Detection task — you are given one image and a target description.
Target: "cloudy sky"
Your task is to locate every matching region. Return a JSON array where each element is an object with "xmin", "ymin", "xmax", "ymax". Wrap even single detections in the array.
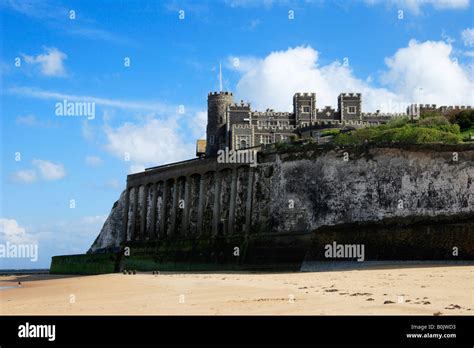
[{"xmin": 1, "ymin": 0, "xmax": 473, "ymax": 268}]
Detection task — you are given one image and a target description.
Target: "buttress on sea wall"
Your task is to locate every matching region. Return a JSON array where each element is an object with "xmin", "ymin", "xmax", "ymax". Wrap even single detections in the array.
[{"xmin": 89, "ymin": 144, "xmax": 474, "ymax": 255}]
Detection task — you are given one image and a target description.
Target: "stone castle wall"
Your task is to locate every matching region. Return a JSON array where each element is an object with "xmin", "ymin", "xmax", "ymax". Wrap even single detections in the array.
[{"xmin": 89, "ymin": 144, "xmax": 474, "ymax": 254}]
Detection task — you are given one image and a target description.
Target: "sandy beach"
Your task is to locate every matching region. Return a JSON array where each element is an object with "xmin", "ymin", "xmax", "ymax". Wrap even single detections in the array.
[{"xmin": 1, "ymin": 265, "xmax": 472, "ymax": 315}]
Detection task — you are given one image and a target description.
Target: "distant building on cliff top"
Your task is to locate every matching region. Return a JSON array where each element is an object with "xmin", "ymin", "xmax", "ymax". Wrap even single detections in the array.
[{"xmin": 197, "ymin": 90, "xmax": 472, "ymax": 157}]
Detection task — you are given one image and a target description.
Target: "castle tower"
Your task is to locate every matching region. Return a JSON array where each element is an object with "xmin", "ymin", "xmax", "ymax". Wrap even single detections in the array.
[
  {"xmin": 338, "ymin": 93, "xmax": 362, "ymax": 121},
  {"xmin": 206, "ymin": 91, "xmax": 234, "ymax": 156},
  {"xmin": 293, "ymin": 93, "xmax": 316, "ymax": 127}
]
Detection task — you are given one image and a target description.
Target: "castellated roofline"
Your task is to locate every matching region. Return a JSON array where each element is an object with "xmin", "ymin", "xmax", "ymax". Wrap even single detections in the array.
[
  {"xmin": 256, "ymin": 125, "xmax": 297, "ymax": 131},
  {"xmin": 408, "ymin": 104, "xmax": 472, "ymax": 110},
  {"xmin": 251, "ymin": 111, "xmax": 292, "ymax": 116},
  {"xmin": 339, "ymin": 92, "xmax": 362, "ymax": 98},
  {"xmin": 362, "ymin": 112, "xmax": 406, "ymax": 117},
  {"xmin": 230, "ymin": 102, "xmax": 251, "ymax": 108},
  {"xmin": 232, "ymin": 124, "xmax": 252, "ymax": 129},
  {"xmin": 438, "ymin": 105, "xmax": 472, "ymax": 109},
  {"xmin": 208, "ymin": 91, "xmax": 233, "ymax": 96},
  {"xmin": 317, "ymin": 106, "xmax": 337, "ymax": 111},
  {"xmin": 294, "ymin": 92, "xmax": 316, "ymax": 97}
]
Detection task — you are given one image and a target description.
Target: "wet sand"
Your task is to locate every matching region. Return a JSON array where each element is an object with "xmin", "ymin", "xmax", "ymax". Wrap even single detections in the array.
[{"xmin": 0, "ymin": 265, "xmax": 472, "ymax": 315}]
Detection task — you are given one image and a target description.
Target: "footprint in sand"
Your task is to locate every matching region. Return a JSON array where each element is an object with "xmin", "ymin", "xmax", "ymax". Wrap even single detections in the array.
[
  {"xmin": 366, "ymin": 298, "xmax": 375, "ymax": 301},
  {"xmin": 325, "ymin": 289, "xmax": 338, "ymax": 292},
  {"xmin": 384, "ymin": 300, "xmax": 395, "ymax": 304},
  {"xmin": 444, "ymin": 304, "xmax": 462, "ymax": 310}
]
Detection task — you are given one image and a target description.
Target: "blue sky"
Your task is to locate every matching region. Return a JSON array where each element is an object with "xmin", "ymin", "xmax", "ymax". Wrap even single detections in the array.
[{"xmin": 1, "ymin": 0, "xmax": 473, "ymax": 268}]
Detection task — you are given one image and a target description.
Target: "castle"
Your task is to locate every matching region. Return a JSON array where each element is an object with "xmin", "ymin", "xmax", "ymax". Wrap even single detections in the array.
[
  {"xmin": 202, "ymin": 91, "xmax": 394, "ymax": 157},
  {"xmin": 51, "ymin": 90, "xmax": 474, "ymax": 274},
  {"xmin": 200, "ymin": 91, "xmax": 472, "ymax": 157}
]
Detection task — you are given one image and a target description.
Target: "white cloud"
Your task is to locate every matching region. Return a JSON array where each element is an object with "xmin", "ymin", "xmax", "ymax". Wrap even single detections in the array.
[
  {"xmin": 365, "ymin": 0, "xmax": 470, "ymax": 14},
  {"xmin": 189, "ymin": 111, "xmax": 207, "ymax": 139},
  {"xmin": 230, "ymin": 41, "xmax": 474, "ymax": 113},
  {"xmin": 11, "ymin": 170, "xmax": 37, "ymax": 184},
  {"xmin": 0, "ymin": 218, "xmax": 36, "ymax": 244},
  {"xmin": 129, "ymin": 164, "xmax": 146, "ymax": 174},
  {"xmin": 230, "ymin": 46, "xmax": 400, "ymax": 112},
  {"xmin": 32, "ymin": 159, "xmax": 66, "ymax": 180},
  {"xmin": 461, "ymin": 28, "xmax": 474, "ymax": 47},
  {"xmin": 8, "ymin": 86, "xmax": 175, "ymax": 113},
  {"xmin": 15, "ymin": 114, "xmax": 54, "ymax": 128},
  {"xmin": 81, "ymin": 215, "xmax": 107, "ymax": 225},
  {"xmin": 1, "ymin": 1, "xmax": 130, "ymax": 45},
  {"xmin": 381, "ymin": 39, "xmax": 474, "ymax": 105},
  {"xmin": 85, "ymin": 156, "xmax": 102, "ymax": 166},
  {"xmin": 224, "ymin": 0, "xmax": 282, "ymax": 8},
  {"xmin": 16, "ymin": 114, "xmax": 39, "ymax": 126},
  {"xmin": 104, "ymin": 116, "xmax": 195, "ymax": 172},
  {"xmin": 11, "ymin": 159, "xmax": 66, "ymax": 184},
  {"xmin": 22, "ymin": 47, "xmax": 67, "ymax": 77}
]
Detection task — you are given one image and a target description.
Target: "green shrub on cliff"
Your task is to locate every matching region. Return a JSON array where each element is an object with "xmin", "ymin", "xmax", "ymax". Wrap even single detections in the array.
[
  {"xmin": 453, "ymin": 110, "xmax": 474, "ymax": 130},
  {"xmin": 320, "ymin": 129, "xmax": 341, "ymax": 137},
  {"xmin": 382, "ymin": 116, "xmax": 411, "ymax": 129},
  {"xmin": 461, "ymin": 127, "xmax": 474, "ymax": 141},
  {"xmin": 334, "ymin": 120, "xmax": 462, "ymax": 146},
  {"xmin": 418, "ymin": 116, "xmax": 461, "ymax": 135}
]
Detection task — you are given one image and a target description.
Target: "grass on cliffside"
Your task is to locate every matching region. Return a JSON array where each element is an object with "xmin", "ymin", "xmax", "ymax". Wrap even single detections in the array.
[{"xmin": 334, "ymin": 114, "xmax": 465, "ymax": 146}]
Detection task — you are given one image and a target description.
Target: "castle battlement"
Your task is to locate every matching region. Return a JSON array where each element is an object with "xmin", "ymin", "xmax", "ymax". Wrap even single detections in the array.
[
  {"xmin": 233, "ymin": 124, "xmax": 252, "ymax": 129},
  {"xmin": 438, "ymin": 105, "xmax": 472, "ymax": 110},
  {"xmin": 295, "ymin": 92, "xmax": 316, "ymax": 97},
  {"xmin": 251, "ymin": 111, "xmax": 292, "ymax": 117},
  {"xmin": 340, "ymin": 93, "xmax": 361, "ymax": 98},
  {"xmin": 255, "ymin": 125, "xmax": 296, "ymax": 131},
  {"xmin": 230, "ymin": 102, "xmax": 251, "ymax": 108},
  {"xmin": 407, "ymin": 103, "xmax": 472, "ymax": 116},
  {"xmin": 317, "ymin": 106, "xmax": 337, "ymax": 112},
  {"xmin": 362, "ymin": 112, "xmax": 406, "ymax": 117},
  {"xmin": 208, "ymin": 91, "xmax": 233, "ymax": 96}
]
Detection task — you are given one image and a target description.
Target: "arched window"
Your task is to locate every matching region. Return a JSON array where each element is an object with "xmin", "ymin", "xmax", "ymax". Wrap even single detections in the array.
[{"xmin": 240, "ymin": 139, "xmax": 247, "ymax": 149}]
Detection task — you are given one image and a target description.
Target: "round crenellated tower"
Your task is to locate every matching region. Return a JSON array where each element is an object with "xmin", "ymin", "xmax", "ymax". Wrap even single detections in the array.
[{"xmin": 206, "ymin": 91, "xmax": 234, "ymax": 156}]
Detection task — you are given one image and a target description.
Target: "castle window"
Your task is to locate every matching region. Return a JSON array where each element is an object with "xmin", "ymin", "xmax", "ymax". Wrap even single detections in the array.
[
  {"xmin": 303, "ymin": 106, "xmax": 310, "ymax": 113},
  {"xmin": 209, "ymin": 134, "xmax": 215, "ymax": 145},
  {"xmin": 260, "ymin": 134, "xmax": 272, "ymax": 145},
  {"xmin": 348, "ymin": 106, "xmax": 356, "ymax": 114},
  {"xmin": 240, "ymin": 139, "xmax": 247, "ymax": 149}
]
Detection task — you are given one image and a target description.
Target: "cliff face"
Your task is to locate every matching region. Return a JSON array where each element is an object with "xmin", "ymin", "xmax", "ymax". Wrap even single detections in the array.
[
  {"xmin": 251, "ymin": 146, "xmax": 473, "ymax": 234},
  {"xmin": 89, "ymin": 145, "xmax": 474, "ymax": 253},
  {"xmin": 88, "ymin": 190, "xmax": 126, "ymax": 253}
]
